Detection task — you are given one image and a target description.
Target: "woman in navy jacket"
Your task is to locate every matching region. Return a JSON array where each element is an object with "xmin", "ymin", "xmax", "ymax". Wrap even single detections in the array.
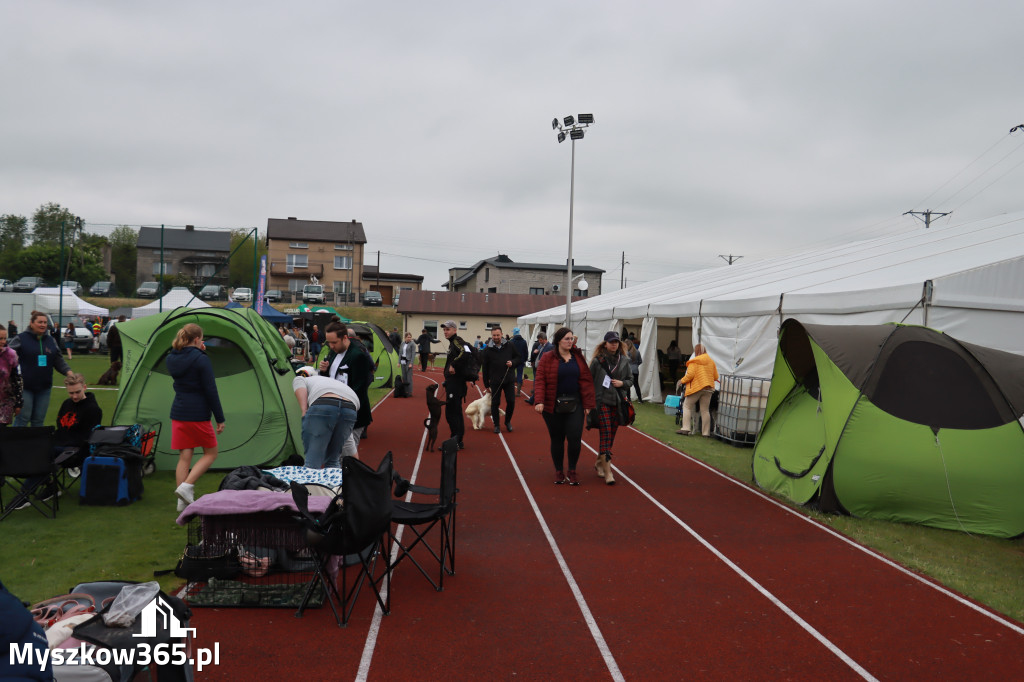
[
  {"xmin": 166, "ymin": 323, "xmax": 225, "ymax": 512},
  {"xmin": 9, "ymin": 311, "xmax": 74, "ymax": 427}
]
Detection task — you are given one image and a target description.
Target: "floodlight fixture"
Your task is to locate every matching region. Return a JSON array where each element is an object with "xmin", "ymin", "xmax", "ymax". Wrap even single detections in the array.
[
  {"xmin": 557, "ymin": 131, "xmax": 566, "ymax": 143},
  {"xmin": 563, "ymin": 115, "xmax": 575, "ymax": 127},
  {"xmin": 552, "ymin": 117, "xmax": 560, "ymax": 130},
  {"xmin": 570, "ymin": 128, "xmax": 584, "ymax": 140},
  {"xmin": 577, "ymin": 113, "xmax": 594, "ymax": 124}
]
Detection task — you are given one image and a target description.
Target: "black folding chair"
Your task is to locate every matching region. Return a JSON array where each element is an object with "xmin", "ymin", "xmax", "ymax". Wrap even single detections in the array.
[
  {"xmin": 390, "ymin": 437, "xmax": 459, "ymax": 591},
  {"xmin": 292, "ymin": 452, "xmax": 394, "ymax": 627},
  {"xmin": 0, "ymin": 427, "xmax": 58, "ymax": 521}
]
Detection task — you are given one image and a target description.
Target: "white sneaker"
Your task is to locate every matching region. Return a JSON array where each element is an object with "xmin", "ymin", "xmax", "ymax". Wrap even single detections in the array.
[
  {"xmin": 174, "ymin": 482, "xmax": 195, "ymax": 505},
  {"xmin": 177, "ymin": 497, "xmax": 187, "ymax": 513}
]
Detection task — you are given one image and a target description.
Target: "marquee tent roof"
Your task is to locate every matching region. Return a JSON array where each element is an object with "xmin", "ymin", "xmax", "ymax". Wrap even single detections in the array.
[
  {"xmin": 132, "ymin": 289, "xmax": 211, "ymax": 318},
  {"xmin": 34, "ymin": 287, "xmax": 109, "ymax": 318}
]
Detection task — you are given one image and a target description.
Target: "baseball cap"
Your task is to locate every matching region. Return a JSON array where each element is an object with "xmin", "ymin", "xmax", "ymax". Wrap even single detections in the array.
[
  {"xmin": 512, "ymin": 327, "xmax": 520, "ymax": 335},
  {"xmin": 441, "ymin": 320, "xmax": 457, "ymax": 329},
  {"xmin": 604, "ymin": 331, "xmax": 620, "ymax": 343}
]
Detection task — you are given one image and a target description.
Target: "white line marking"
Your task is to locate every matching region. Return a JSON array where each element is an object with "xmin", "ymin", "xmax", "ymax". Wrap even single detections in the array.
[{"xmin": 626, "ymin": 428, "xmax": 1024, "ymax": 637}]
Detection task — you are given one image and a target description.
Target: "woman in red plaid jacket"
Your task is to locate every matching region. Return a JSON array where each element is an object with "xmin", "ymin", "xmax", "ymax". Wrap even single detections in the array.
[{"xmin": 588, "ymin": 330, "xmax": 632, "ymax": 485}]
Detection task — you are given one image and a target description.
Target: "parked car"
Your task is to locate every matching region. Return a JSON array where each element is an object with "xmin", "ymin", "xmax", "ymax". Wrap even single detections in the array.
[
  {"xmin": 301, "ymin": 284, "xmax": 325, "ymax": 304},
  {"xmin": 198, "ymin": 284, "xmax": 226, "ymax": 301},
  {"xmin": 362, "ymin": 291, "xmax": 383, "ymax": 307},
  {"xmin": 13, "ymin": 276, "xmax": 47, "ymax": 293},
  {"xmin": 264, "ymin": 289, "xmax": 283, "ymax": 303},
  {"xmin": 136, "ymin": 281, "xmax": 159, "ymax": 298},
  {"xmin": 61, "ymin": 280, "xmax": 83, "ymax": 295},
  {"xmin": 0, "ymin": 279, "xmax": 12, "ymax": 292},
  {"xmin": 90, "ymin": 281, "xmax": 114, "ymax": 296},
  {"xmin": 232, "ymin": 287, "xmax": 253, "ymax": 302}
]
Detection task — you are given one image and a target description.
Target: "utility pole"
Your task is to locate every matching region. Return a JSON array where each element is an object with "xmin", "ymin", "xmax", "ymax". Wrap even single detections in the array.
[
  {"xmin": 719, "ymin": 254, "xmax": 742, "ymax": 265},
  {"xmin": 904, "ymin": 209, "xmax": 950, "ymax": 229},
  {"xmin": 620, "ymin": 251, "xmax": 629, "ymax": 288}
]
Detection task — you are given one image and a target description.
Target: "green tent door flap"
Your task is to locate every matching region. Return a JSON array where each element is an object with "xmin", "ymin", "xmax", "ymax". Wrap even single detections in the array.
[
  {"xmin": 753, "ymin": 319, "xmax": 1024, "ymax": 538},
  {"xmin": 112, "ymin": 307, "xmax": 303, "ymax": 471}
]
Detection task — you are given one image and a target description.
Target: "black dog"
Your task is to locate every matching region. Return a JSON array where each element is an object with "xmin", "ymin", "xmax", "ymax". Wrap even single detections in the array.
[{"xmin": 424, "ymin": 384, "xmax": 444, "ymax": 451}]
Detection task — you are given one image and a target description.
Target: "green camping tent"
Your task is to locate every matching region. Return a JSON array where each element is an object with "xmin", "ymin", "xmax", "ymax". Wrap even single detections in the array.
[
  {"xmin": 753, "ymin": 319, "xmax": 1024, "ymax": 538},
  {"xmin": 112, "ymin": 306, "xmax": 304, "ymax": 470},
  {"xmin": 313, "ymin": 320, "xmax": 400, "ymax": 389}
]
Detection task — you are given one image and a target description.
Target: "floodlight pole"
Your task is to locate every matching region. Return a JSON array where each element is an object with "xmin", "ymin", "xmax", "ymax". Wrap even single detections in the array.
[{"xmin": 552, "ymin": 113, "xmax": 595, "ymax": 328}]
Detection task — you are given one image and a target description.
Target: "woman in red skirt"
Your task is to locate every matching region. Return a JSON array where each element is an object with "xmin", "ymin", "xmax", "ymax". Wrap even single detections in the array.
[{"xmin": 166, "ymin": 323, "xmax": 225, "ymax": 512}]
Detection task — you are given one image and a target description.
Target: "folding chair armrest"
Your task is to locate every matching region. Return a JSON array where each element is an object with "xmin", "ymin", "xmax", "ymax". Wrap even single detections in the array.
[
  {"xmin": 405, "ymin": 483, "xmax": 440, "ymax": 496},
  {"xmin": 54, "ymin": 447, "xmax": 80, "ymax": 467}
]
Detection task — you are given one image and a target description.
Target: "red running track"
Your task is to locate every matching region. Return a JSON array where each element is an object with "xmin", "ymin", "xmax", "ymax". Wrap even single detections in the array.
[{"xmin": 190, "ymin": 368, "xmax": 1024, "ymax": 680}]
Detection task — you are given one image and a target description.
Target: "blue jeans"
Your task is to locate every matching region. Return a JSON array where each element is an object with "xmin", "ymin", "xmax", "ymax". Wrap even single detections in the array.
[
  {"xmin": 14, "ymin": 388, "xmax": 51, "ymax": 428},
  {"xmin": 301, "ymin": 401, "xmax": 357, "ymax": 469}
]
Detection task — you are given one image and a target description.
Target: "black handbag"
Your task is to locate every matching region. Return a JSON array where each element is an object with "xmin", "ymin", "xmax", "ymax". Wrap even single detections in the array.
[
  {"xmin": 617, "ymin": 390, "xmax": 636, "ymax": 426},
  {"xmin": 554, "ymin": 395, "xmax": 579, "ymax": 414}
]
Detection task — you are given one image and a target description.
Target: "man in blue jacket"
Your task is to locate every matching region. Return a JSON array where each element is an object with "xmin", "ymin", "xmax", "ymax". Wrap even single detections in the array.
[{"xmin": 9, "ymin": 311, "xmax": 75, "ymax": 427}]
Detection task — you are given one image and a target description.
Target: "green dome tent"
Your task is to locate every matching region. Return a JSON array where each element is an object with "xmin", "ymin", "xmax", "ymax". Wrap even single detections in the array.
[
  {"xmin": 112, "ymin": 306, "xmax": 304, "ymax": 470},
  {"xmin": 313, "ymin": 320, "xmax": 400, "ymax": 389},
  {"xmin": 753, "ymin": 319, "xmax": 1024, "ymax": 538}
]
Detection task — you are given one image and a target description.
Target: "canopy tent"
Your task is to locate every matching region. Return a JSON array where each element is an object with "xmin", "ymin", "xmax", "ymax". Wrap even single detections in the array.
[
  {"xmin": 752, "ymin": 320, "xmax": 1024, "ymax": 538},
  {"xmin": 132, "ymin": 289, "xmax": 210, "ymax": 318},
  {"xmin": 33, "ymin": 287, "xmax": 109, "ymax": 318},
  {"xmin": 518, "ymin": 212, "xmax": 1024, "ymax": 403},
  {"xmin": 112, "ymin": 306, "xmax": 303, "ymax": 470},
  {"xmin": 225, "ymin": 301, "xmax": 293, "ymax": 325}
]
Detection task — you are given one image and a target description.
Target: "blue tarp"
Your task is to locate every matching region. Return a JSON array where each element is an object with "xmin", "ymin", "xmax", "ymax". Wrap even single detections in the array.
[{"xmin": 225, "ymin": 301, "xmax": 293, "ymax": 325}]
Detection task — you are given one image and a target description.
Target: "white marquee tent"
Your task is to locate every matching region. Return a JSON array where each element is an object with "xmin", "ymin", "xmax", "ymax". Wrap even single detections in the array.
[
  {"xmin": 34, "ymin": 287, "xmax": 109, "ymax": 318},
  {"xmin": 132, "ymin": 289, "xmax": 211, "ymax": 318},
  {"xmin": 519, "ymin": 212, "xmax": 1024, "ymax": 403}
]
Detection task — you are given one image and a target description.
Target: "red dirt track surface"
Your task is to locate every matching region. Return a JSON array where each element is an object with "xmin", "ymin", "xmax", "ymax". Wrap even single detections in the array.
[{"xmin": 190, "ymin": 369, "xmax": 1024, "ymax": 680}]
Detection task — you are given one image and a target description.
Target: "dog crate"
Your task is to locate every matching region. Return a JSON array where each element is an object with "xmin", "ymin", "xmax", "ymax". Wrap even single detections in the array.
[
  {"xmin": 714, "ymin": 375, "xmax": 771, "ymax": 446},
  {"xmin": 180, "ymin": 511, "xmax": 323, "ymax": 608}
]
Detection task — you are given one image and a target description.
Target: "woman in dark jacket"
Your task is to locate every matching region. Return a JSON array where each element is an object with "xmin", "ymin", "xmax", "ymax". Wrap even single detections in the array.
[
  {"xmin": 166, "ymin": 323, "xmax": 225, "ymax": 513},
  {"xmin": 533, "ymin": 327, "xmax": 596, "ymax": 486},
  {"xmin": 588, "ymin": 331, "xmax": 633, "ymax": 485}
]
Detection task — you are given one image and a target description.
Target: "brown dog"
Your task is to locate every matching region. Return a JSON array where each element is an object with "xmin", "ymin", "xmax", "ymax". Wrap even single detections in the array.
[
  {"xmin": 424, "ymin": 384, "xmax": 444, "ymax": 451},
  {"xmin": 96, "ymin": 360, "xmax": 122, "ymax": 386}
]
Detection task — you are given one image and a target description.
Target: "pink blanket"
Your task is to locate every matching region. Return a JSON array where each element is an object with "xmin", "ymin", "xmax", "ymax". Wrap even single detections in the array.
[{"xmin": 176, "ymin": 489, "xmax": 333, "ymax": 525}]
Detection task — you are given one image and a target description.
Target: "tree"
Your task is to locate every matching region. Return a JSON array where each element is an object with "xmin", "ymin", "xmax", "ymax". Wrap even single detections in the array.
[
  {"xmin": 229, "ymin": 228, "xmax": 266, "ymax": 288},
  {"xmin": 31, "ymin": 202, "xmax": 79, "ymax": 245},
  {"xmin": 0, "ymin": 214, "xmax": 29, "ymax": 253},
  {"xmin": 109, "ymin": 225, "xmax": 138, "ymax": 295},
  {"xmin": 4, "ymin": 242, "xmax": 105, "ymax": 285}
]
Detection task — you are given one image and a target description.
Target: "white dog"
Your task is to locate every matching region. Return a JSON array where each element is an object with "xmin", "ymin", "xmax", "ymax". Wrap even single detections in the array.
[{"xmin": 465, "ymin": 394, "xmax": 504, "ymax": 430}]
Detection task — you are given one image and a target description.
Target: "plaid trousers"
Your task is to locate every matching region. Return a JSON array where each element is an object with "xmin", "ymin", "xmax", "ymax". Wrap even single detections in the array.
[{"xmin": 596, "ymin": 404, "xmax": 619, "ymax": 456}]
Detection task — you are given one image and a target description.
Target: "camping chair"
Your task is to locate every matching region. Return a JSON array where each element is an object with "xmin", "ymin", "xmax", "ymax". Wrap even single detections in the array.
[
  {"xmin": 0, "ymin": 427, "xmax": 58, "ymax": 521},
  {"xmin": 390, "ymin": 437, "xmax": 459, "ymax": 591},
  {"xmin": 291, "ymin": 452, "xmax": 394, "ymax": 627}
]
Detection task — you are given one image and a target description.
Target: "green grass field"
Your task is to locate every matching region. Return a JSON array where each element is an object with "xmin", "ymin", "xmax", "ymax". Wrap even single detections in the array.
[{"xmin": 3, "ymin": 356, "xmax": 1022, "ymax": 624}]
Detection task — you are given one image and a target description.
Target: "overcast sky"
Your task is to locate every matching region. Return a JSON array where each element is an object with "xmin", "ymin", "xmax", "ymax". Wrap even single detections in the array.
[{"xmin": 4, "ymin": 1, "xmax": 1024, "ymax": 291}]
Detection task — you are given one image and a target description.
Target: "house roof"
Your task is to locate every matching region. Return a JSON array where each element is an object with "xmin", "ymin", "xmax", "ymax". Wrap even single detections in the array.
[
  {"xmin": 362, "ymin": 265, "xmax": 424, "ymax": 284},
  {"xmin": 398, "ymin": 290, "xmax": 584, "ymax": 317},
  {"xmin": 137, "ymin": 226, "xmax": 230, "ymax": 252},
  {"xmin": 445, "ymin": 254, "xmax": 604, "ymax": 288},
  {"xmin": 266, "ymin": 218, "xmax": 367, "ymax": 244}
]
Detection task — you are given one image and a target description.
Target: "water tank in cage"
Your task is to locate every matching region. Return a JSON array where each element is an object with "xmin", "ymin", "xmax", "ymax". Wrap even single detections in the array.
[{"xmin": 715, "ymin": 375, "xmax": 771, "ymax": 445}]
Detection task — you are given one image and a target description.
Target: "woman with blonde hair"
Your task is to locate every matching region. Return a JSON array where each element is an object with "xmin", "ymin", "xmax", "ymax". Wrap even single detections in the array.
[
  {"xmin": 166, "ymin": 323, "xmax": 225, "ymax": 512},
  {"xmin": 588, "ymin": 331, "xmax": 632, "ymax": 485},
  {"xmin": 676, "ymin": 343, "xmax": 719, "ymax": 437}
]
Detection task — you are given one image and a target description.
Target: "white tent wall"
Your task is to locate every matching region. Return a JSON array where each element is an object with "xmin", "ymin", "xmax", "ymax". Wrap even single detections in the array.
[
  {"xmin": 697, "ymin": 314, "xmax": 779, "ymax": 380},
  {"xmin": 637, "ymin": 317, "xmax": 660, "ymax": 401},
  {"xmin": 133, "ymin": 290, "xmax": 210, "ymax": 318}
]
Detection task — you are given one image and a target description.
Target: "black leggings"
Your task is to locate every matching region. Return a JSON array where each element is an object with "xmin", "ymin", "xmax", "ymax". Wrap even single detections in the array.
[
  {"xmin": 419, "ymin": 352, "xmax": 430, "ymax": 372},
  {"xmin": 542, "ymin": 405, "xmax": 584, "ymax": 472},
  {"xmin": 445, "ymin": 384, "xmax": 466, "ymax": 442},
  {"xmin": 490, "ymin": 382, "xmax": 516, "ymax": 425}
]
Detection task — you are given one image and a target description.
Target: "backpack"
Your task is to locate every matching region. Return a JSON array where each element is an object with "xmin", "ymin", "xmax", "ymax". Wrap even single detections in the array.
[{"xmin": 459, "ymin": 343, "xmax": 481, "ymax": 383}]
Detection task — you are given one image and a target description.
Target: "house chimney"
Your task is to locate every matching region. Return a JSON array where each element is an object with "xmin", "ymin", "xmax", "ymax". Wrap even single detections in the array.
[{"xmin": 185, "ymin": 225, "xmax": 194, "ymax": 231}]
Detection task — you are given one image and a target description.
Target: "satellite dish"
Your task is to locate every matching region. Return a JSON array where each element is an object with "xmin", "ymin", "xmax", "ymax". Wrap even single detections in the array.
[{"xmin": 577, "ymin": 278, "xmax": 589, "ymax": 291}]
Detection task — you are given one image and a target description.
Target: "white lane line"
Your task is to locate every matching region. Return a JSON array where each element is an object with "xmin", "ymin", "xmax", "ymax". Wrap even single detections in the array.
[
  {"xmin": 626, "ymin": 428, "xmax": 1024, "ymax": 637},
  {"xmin": 500, "ymin": 436, "xmax": 625, "ymax": 682},
  {"xmin": 605, "ymin": 454, "xmax": 878, "ymax": 681}
]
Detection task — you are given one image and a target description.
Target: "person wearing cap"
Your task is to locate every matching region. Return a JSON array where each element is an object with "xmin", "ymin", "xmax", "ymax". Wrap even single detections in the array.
[
  {"xmin": 292, "ymin": 366, "xmax": 360, "ymax": 468},
  {"xmin": 441, "ymin": 320, "xmax": 473, "ymax": 448},
  {"xmin": 588, "ymin": 331, "xmax": 633, "ymax": 485},
  {"xmin": 509, "ymin": 326, "xmax": 529, "ymax": 395},
  {"xmin": 481, "ymin": 324, "xmax": 521, "ymax": 433}
]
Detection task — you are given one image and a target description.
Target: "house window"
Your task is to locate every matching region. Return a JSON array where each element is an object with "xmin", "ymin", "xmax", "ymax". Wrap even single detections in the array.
[
  {"xmin": 288, "ymin": 279, "xmax": 306, "ymax": 293},
  {"xmin": 334, "ymin": 244, "xmax": 353, "ymax": 251},
  {"xmin": 198, "ymin": 264, "xmax": 216, "ymax": 278},
  {"xmin": 573, "ymin": 288, "xmax": 589, "ymax": 298},
  {"xmin": 484, "ymin": 268, "xmax": 489, "ymax": 282},
  {"xmin": 333, "ymin": 281, "xmax": 351, "ymax": 294},
  {"xmin": 484, "ymin": 321, "xmax": 502, "ymax": 330},
  {"xmin": 334, "ymin": 256, "xmax": 353, "ymax": 270},
  {"xmin": 529, "ymin": 287, "xmax": 544, "ymax": 295},
  {"xmin": 424, "ymin": 321, "xmax": 438, "ymax": 339},
  {"xmin": 289, "ymin": 242, "xmax": 308, "ymax": 249},
  {"xmin": 459, "ymin": 321, "xmax": 468, "ymax": 330},
  {"xmin": 286, "ymin": 254, "xmax": 307, "ymax": 273},
  {"xmin": 152, "ymin": 261, "xmax": 172, "ymax": 276}
]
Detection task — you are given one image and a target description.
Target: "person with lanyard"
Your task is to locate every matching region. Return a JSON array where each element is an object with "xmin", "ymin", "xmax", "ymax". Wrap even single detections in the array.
[
  {"xmin": 533, "ymin": 327, "xmax": 596, "ymax": 486},
  {"xmin": 440, "ymin": 320, "xmax": 473, "ymax": 449},
  {"xmin": 292, "ymin": 366, "xmax": 360, "ymax": 467},
  {"xmin": 481, "ymin": 324, "xmax": 520, "ymax": 433},
  {"xmin": 588, "ymin": 331, "xmax": 633, "ymax": 485},
  {"xmin": 9, "ymin": 311, "xmax": 75, "ymax": 427},
  {"xmin": 318, "ymin": 321, "xmax": 373, "ymax": 458}
]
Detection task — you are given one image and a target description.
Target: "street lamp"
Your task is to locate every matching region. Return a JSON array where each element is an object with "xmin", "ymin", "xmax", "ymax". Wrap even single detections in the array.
[{"xmin": 551, "ymin": 113, "xmax": 595, "ymax": 327}]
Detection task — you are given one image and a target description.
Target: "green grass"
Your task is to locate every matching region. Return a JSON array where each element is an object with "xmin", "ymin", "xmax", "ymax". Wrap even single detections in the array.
[{"xmin": 4, "ymin": 366, "xmax": 1023, "ymax": 625}]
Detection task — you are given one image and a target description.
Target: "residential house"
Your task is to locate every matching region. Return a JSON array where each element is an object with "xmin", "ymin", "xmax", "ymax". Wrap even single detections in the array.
[
  {"xmin": 444, "ymin": 254, "xmax": 604, "ymax": 298},
  {"xmin": 265, "ymin": 217, "xmax": 366, "ymax": 303},
  {"xmin": 362, "ymin": 265, "xmax": 424, "ymax": 306},
  {"xmin": 136, "ymin": 225, "xmax": 230, "ymax": 288}
]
